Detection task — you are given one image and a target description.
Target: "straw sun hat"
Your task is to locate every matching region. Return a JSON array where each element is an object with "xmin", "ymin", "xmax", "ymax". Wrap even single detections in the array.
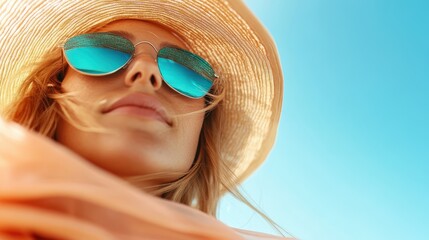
[{"xmin": 0, "ymin": 0, "xmax": 283, "ymax": 182}]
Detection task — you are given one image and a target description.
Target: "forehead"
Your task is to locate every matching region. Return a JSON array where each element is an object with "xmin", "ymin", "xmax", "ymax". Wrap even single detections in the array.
[{"xmin": 97, "ymin": 19, "xmax": 188, "ymax": 49}]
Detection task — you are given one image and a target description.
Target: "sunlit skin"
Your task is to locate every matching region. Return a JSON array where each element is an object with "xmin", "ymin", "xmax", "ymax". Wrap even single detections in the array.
[{"xmin": 56, "ymin": 20, "xmax": 205, "ymax": 186}]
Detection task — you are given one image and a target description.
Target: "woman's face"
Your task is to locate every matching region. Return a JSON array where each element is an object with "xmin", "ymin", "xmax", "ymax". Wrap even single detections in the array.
[{"xmin": 56, "ymin": 20, "xmax": 205, "ymax": 185}]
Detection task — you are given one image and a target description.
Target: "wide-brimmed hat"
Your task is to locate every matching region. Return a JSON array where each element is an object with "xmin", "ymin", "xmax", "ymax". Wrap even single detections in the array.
[{"xmin": 0, "ymin": 0, "xmax": 283, "ymax": 182}]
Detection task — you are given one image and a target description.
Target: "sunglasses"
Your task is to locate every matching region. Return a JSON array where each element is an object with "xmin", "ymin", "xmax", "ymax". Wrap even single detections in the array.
[{"xmin": 62, "ymin": 32, "xmax": 218, "ymax": 99}]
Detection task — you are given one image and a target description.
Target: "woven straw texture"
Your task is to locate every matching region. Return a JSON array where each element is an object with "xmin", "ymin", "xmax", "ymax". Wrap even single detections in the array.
[{"xmin": 0, "ymin": 0, "xmax": 283, "ymax": 182}]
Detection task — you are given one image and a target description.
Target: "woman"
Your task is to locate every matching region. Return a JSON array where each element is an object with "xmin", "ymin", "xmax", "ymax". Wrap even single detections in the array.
[{"xmin": 0, "ymin": 0, "xmax": 285, "ymax": 239}]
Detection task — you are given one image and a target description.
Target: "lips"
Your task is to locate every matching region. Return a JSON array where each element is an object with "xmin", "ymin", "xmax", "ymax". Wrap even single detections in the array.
[{"xmin": 102, "ymin": 93, "xmax": 172, "ymax": 126}]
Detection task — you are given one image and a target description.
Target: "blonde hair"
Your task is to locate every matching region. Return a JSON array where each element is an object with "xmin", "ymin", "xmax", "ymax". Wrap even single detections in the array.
[{"xmin": 4, "ymin": 35, "xmax": 289, "ymax": 237}]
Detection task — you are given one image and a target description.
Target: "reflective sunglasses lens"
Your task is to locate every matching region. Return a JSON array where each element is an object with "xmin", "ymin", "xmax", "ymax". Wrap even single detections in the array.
[
  {"xmin": 64, "ymin": 33, "xmax": 134, "ymax": 75},
  {"xmin": 158, "ymin": 47, "xmax": 215, "ymax": 99}
]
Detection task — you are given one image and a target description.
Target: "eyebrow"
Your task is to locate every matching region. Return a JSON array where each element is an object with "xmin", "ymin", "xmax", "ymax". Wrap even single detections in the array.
[
  {"xmin": 159, "ymin": 42, "xmax": 183, "ymax": 49},
  {"xmin": 105, "ymin": 30, "xmax": 135, "ymax": 41},
  {"xmin": 102, "ymin": 30, "xmax": 187, "ymax": 51}
]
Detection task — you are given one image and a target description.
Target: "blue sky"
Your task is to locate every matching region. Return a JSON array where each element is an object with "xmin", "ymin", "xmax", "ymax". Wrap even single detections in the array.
[{"xmin": 219, "ymin": 1, "xmax": 429, "ymax": 239}]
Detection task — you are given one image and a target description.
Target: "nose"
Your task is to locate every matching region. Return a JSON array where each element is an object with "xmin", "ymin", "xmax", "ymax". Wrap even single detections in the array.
[{"xmin": 123, "ymin": 51, "xmax": 163, "ymax": 93}]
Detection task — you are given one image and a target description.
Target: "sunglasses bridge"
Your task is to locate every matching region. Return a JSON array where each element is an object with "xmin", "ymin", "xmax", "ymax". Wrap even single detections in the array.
[
  {"xmin": 133, "ymin": 40, "xmax": 158, "ymax": 55},
  {"xmin": 117, "ymin": 40, "xmax": 160, "ymax": 72}
]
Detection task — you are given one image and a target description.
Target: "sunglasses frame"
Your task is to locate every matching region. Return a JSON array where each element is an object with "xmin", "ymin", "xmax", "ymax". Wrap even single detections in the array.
[{"xmin": 60, "ymin": 32, "xmax": 219, "ymax": 99}]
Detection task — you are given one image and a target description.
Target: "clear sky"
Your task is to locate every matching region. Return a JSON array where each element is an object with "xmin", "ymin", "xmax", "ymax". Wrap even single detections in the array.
[{"xmin": 219, "ymin": 1, "xmax": 429, "ymax": 240}]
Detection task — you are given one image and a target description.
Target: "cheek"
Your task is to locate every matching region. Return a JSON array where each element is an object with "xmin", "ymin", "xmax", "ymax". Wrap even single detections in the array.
[
  {"xmin": 174, "ymin": 112, "xmax": 205, "ymax": 170},
  {"xmin": 168, "ymin": 96, "xmax": 205, "ymax": 166},
  {"xmin": 62, "ymin": 70, "xmax": 86, "ymax": 90},
  {"xmin": 183, "ymin": 113, "xmax": 205, "ymax": 140},
  {"xmin": 170, "ymin": 94, "xmax": 206, "ymax": 114},
  {"xmin": 61, "ymin": 69, "xmax": 114, "ymax": 102},
  {"xmin": 61, "ymin": 71, "xmax": 93, "ymax": 103}
]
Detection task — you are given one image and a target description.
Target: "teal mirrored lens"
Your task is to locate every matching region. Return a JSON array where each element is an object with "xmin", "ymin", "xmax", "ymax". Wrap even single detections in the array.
[
  {"xmin": 157, "ymin": 47, "xmax": 215, "ymax": 98},
  {"xmin": 64, "ymin": 33, "xmax": 134, "ymax": 75}
]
